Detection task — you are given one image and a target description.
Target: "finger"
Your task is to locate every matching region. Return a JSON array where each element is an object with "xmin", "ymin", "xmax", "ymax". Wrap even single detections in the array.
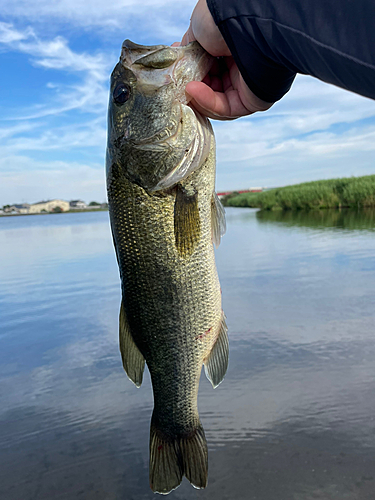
[
  {"xmin": 181, "ymin": 24, "xmax": 195, "ymax": 46},
  {"xmin": 201, "ymin": 72, "xmax": 223, "ymax": 91},
  {"xmin": 202, "ymin": 74, "xmax": 211, "ymax": 86},
  {"xmin": 237, "ymin": 74, "xmax": 274, "ymax": 113},
  {"xmin": 186, "ymin": 81, "xmax": 232, "ymax": 117},
  {"xmin": 171, "ymin": 42, "xmax": 181, "ymax": 47},
  {"xmin": 206, "ymin": 58, "xmax": 221, "ymax": 76},
  {"xmin": 220, "ymin": 57, "xmax": 237, "ymax": 92},
  {"xmin": 185, "ymin": 81, "xmax": 250, "ymax": 119},
  {"xmin": 187, "ymin": 97, "xmax": 238, "ymax": 121},
  {"xmin": 222, "ymin": 70, "xmax": 234, "ymax": 93},
  {"xmin": 209, "ymin": 75, "xmax": 224, "ymax": 92}
]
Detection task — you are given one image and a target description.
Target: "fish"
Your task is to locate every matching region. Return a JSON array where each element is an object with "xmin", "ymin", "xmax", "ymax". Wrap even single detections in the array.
[{"xmin": 106, "ymin": 39, "xmax": 228, "ymax": 495}]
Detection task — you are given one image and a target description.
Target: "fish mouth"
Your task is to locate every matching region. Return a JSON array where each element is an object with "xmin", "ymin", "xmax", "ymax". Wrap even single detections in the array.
[
  {"xmin": 120, "ymin": 39, "xmax": 214, "ymax": 105},
  {"xmin": 171, "ymin": 45, "xmax": 214, "ymax": 106}
]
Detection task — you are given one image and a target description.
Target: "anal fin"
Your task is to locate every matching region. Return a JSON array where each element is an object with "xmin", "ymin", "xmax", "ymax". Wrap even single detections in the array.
[
  {"xmin": 204, "ymin": 313, "xmax": 229, "ymax": 388},
  {"xmin": 211, "ymin": 192, "xmax": 226, "ymax": 248},
  {"xmin": 119, "ymin": 301, "xmax": 145, "ymax": 387}
]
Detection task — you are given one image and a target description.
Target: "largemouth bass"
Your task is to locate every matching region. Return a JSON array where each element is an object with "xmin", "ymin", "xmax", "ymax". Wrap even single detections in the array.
[{"xmin": 106, "ymin": 40, "xmax": 228, "ymax": 494}]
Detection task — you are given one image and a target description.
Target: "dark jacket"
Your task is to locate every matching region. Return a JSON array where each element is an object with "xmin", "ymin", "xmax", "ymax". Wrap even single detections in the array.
[{"xmin": 207, "ymin": 0, "xmax": 375, "ymax": 102}]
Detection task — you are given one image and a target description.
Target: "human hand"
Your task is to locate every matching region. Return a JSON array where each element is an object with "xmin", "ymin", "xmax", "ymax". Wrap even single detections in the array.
[{"xmin": 181, "ymin": 0, "xmax": 273, "ymax": 120}]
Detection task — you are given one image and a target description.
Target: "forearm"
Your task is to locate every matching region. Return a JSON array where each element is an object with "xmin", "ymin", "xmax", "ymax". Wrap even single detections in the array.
[{"xmin": 207, "ymin": 0, "xmax": 375, "ymax": 102}]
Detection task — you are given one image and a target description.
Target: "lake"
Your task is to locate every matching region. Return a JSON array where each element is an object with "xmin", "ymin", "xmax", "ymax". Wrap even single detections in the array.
[{"xmin": 0, "ymin": 208, "xmax": 374, "ymax": 500}]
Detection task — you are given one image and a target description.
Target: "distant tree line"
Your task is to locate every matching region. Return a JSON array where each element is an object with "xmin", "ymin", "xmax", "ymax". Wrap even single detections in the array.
[{"xmin": 222, "ymin": 175, "xmax": 375, "ymax": 211}]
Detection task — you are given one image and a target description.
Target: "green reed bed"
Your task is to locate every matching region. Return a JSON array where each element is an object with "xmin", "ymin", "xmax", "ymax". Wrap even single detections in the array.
[{"xmin": 222, "ymin": 175, "xmax": 375, "ymax": 210}]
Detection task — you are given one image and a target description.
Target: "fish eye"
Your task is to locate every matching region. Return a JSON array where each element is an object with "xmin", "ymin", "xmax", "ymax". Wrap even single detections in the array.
[{"xmin": 113, "ymin": 83, "xmax": 130, "ymax": 105}]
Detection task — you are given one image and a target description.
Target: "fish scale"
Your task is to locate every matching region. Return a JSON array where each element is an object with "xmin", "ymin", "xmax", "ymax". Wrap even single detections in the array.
[
  {"xmin": 109, "ymin": 159, "xmax": 221, "ymax": 424},
  {"xmin": 106, "ymin": 40, "xmax": 228, "ymax": 494}
]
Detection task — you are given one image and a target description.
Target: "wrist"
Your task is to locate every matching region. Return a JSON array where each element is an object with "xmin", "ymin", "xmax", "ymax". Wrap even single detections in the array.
[{"xmin": 238, "ymin": 74, "xmax": 273, "ymax": 112}]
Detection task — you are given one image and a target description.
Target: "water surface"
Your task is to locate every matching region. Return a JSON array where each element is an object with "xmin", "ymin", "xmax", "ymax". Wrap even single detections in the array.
[{"xmin": 1, "ymin": 209, "xmax": 375, "ymax": 500}]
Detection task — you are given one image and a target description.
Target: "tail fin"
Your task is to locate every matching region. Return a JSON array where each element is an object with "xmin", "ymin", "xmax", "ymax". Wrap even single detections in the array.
[{"xmin": 149, "ymin": 421, "xmax": 208, "ymax": 494}]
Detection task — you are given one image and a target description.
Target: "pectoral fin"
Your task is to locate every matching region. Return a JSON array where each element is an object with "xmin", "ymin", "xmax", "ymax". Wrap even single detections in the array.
[
  {"xmin": 211, "ymin": 192, "xmax": 226, "ymax": 248},
  {"xmin": 119, "ymin": 301, "xmax": 145, "ymax": 387},
  {"xmin": 204, "ymin": 313, "xmax": 229, "ymax": 388},
  {"xmin": 174, "ymin": 185, "xmax": 201, "ymax": 258}
]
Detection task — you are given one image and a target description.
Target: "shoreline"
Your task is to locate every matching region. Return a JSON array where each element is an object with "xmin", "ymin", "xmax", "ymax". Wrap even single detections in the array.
[{"xmin": 0, "ymin": 208, "xmax": 109, "ymax": 217}]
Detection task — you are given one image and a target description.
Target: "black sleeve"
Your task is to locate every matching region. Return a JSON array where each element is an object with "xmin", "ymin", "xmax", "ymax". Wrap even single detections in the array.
[{"xmin": 207, "ymin": 0, "xmax": 375, "ymax": 103}]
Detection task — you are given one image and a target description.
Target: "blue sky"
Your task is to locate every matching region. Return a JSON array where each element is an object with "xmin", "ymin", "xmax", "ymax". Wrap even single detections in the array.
[{"xmin": 1, "ymin": 0, "xmax": 375, "ymax": 205}]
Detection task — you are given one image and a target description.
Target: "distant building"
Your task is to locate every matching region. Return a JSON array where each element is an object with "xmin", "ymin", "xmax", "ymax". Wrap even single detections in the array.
[
  {"xmin": 70, "ymin": 200, "xmax": 87, "ymax": 210},
  {"xmin": 29, "ymin": 199, "xmax": 70, "ymax": 214},
  {"xmin": 4, "ymin": 203, "xmax": 30, "ymax": 214}
]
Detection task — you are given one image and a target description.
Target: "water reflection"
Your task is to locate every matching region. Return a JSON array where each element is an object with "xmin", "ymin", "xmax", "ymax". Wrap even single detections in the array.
[
  {"xmin": 256, "ymin": 207, "xmax": 375, "ymax": 232},
  {"xmin": 1, "ymin": 210, "xmax": 375, "ymax": 499}
]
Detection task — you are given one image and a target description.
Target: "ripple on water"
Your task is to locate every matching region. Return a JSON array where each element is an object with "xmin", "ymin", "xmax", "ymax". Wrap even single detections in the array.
[{"xmin": 1, "ymin": 209, "xmax": 375, "ymax": 499}]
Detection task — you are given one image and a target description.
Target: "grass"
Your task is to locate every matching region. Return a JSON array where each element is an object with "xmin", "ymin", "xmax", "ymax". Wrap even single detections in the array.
[{"xmin": 222, "ymin": 175, "xmax": 375, "ymax": 210}]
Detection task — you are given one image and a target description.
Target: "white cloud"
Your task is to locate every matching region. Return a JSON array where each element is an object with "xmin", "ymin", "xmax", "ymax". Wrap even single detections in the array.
[
  {"xmin": 0, "ymin": 21, "xmax": 34, "ymax": 42},
  {"xmin": 0, "ymin": 122, "xmax": 41, "ymax": 140},
  {"xmin": 0, "ymin": 22, "xmax": 109, "ymax": 208},
  {"xmin": 0, "ymin": 23, "xmax": 111, "ymax": 119},
  {"xmin": 0, "ymin": 156, "xmax": 107, "ymax": 205},
  {"xmin": 0, "ymin": 15, "xmax": 374, "ymax": 203},
  {"xmin": 0, "ymin": 0, "xmax": 195, "ymax": 38},
  {"xmin": 274, "ymin": 75, "xmax": 375, "ymax": 133},
  {"xmin": 214, "ymin": 76, "xmax": 375, "ymax": 157},
  {"xmin": 212, "ymin": 75, "xmax": 375, "ymax": 189},
  {"xmin": 0, "ymin": 119, "xmax": 106, "ymax": 154},
  {"xmin": 215, "ymin": 120, "xmax": 375, "ymax": 164},
  {"xmin": 19, "ymin": 36, "xmax": 107, "ymax": 75}
]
